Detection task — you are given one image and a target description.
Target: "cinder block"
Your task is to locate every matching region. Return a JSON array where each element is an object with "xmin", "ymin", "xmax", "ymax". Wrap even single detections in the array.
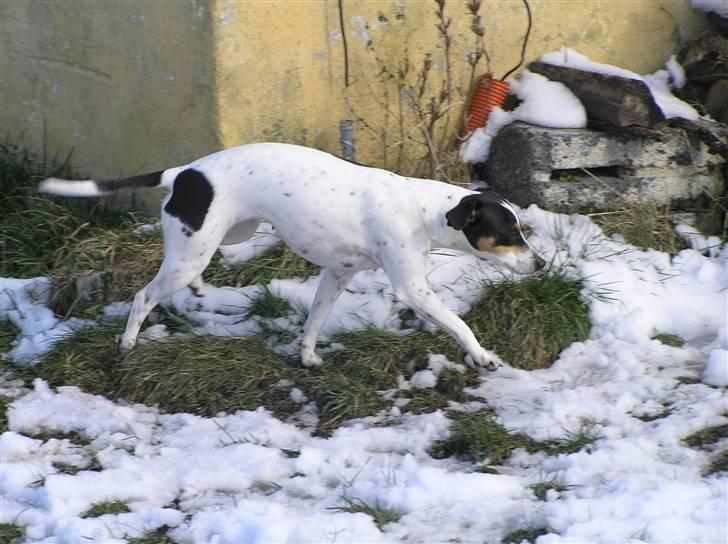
[{"xmin": 476, "ymin": 122, "xmax": 726, "ymax": 212}]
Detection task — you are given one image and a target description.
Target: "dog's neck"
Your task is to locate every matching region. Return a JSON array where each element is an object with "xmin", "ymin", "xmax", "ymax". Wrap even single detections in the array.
[{"xmin": 411, "ymin": 179, "xmax": 474, "ymax": 253}]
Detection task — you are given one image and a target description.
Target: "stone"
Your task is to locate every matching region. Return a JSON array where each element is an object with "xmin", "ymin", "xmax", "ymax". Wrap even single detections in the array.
[{"xmin": 475, "ymin": 122, "xmax": 726, "ymax": 213}]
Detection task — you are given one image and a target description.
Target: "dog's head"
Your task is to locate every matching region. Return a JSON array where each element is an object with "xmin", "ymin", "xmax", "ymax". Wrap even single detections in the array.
[{"xmin": 446, "ymin": 191, "xmax": 545, "ymax": 274}]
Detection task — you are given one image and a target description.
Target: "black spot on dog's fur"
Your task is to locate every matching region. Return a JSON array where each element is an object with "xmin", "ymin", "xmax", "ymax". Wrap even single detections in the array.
[{"xmin": 164, "ymin": 169, "xmax": 214, "ymax": 233}]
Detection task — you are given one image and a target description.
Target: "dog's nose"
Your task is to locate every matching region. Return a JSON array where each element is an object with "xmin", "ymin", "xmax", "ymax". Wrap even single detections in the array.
[{"xmin": 534, "ymin": 254, "xmax": 546, "ymax": 271}]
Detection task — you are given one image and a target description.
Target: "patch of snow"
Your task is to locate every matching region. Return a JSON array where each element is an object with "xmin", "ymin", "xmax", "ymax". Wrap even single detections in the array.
[
  {"xmin": 675, "ymin": 223, "xmax": 723, "ymax": 257},
  {"xmin": 132, "ymin": 222, "xmax": 160, "ymax": 237},
  {"xmin": 702, "ymin": 349, "xmax": 728, "ymax": 386},
  {"xmin": 1, "ymin": 277, "xmax": 93, "ymax": 363},
  {"xmin": 665, "ymin": 54, "xmax": 686, "ymax": 89}
]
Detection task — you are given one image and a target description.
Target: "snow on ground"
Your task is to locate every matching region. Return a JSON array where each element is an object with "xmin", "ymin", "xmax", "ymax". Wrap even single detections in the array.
[{"xmin": 2, "ymin": 203, "xmax": 726, "ymax": 543}]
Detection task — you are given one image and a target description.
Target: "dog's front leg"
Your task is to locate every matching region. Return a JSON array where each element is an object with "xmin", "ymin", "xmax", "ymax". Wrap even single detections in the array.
[
  {"xmin": 383, "ymin": 254, "xmax": 503, "ymax": 371},
  {"xmin": 300, "ymin": 268, "xmax": 356, "ymax": 367}
]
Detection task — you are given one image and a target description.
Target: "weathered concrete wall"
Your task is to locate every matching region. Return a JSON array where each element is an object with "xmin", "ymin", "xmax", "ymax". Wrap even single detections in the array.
[
  {"xmin": 1, "ymin": 0, "xmax": 710, "ymax": 185},
  {"xmin": 0, "ymin": 0, "xmax": 219, "ymax": 180}
]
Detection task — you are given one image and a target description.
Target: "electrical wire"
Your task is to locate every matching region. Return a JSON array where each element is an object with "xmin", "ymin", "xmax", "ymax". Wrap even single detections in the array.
[
  {"xmin": 501, "ymin": 0, "xmax": 532, "ymax": 81},
  {"xmin": 338, "ymin": 0, "xmax": 350, "ymax": 87}
]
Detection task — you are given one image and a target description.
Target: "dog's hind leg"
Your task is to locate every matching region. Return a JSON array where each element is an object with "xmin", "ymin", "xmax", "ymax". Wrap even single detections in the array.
[
  {"xmin": 300, "ymin": 268, "xmax": 356, "ymax": 367},
  {"xmin": 118, "ymin": 240, "xmax": 219, "ymax": 352},
  {"xmin": 181, "ymin": 220, "xmax": 261, "ymax": 298}
]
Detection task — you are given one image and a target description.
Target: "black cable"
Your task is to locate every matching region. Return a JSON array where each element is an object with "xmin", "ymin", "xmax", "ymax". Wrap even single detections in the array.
[
  {"xmin": 338, "ymin": 0, "xmax": 350, "ymax": 87},
  {"xmin": 501, "ymin": 0, "xmax": 532, "ymax": 81}
]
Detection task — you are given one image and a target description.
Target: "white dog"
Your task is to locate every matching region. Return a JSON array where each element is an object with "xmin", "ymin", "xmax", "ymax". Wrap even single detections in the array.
[{"xmin": 40, "ymin": 143, "xmax": 545, "ymax": 370}]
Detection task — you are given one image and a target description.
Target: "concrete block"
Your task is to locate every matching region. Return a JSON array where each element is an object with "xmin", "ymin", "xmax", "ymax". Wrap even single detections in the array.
[{"xmin": 477, "ymin": 122, "xmax": 726, "ymax": 212}]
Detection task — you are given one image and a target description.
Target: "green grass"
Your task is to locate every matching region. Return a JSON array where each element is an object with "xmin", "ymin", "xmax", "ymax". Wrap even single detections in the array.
[
  {"xmin": 632, "ymin": 407, "xmax": 673, "ymax": 422},
  {"xmin": 706, "ymin": 450, "xmax": 728, "ymax": 476},
  {"xmin": 25, "ymin": 429, "xmax": 93, "ymax": 448},
  {"xmin": 81, "ymin": 500, "xmax": 132, "ymax": 518},
  {"xmin": 684, "ymin": 424, "xmax": 728, "ymax": 448},
  {"xmin": 683, "ymin": 423, "xmax": 728, "ymax": 475},
  {"xmin": 546, "ymin": 421, "xmax": 602, "ymax": 455},
  {"xmin": 0, "ymin": 320, "xmax": 21, "ymax": 354},
  {"xmin": 530, "ymin": 479, "xmax": 568, "ymax": 501},
  {"xmin": 0, "ymin": 395, "xmax": 10, "ymax": 433},
  {"xmin": 127, "ymin": 526, "xmax": 176, "ymax": 544},
  {"xmin": 205, "ymin": 244, "xmax": 319, "ymax": 288},
  {"xmin": 502, "ymin": 526, "xmax": 551, "ymax": 544},
  {"xmin": 430, "ymin": 412, "xmax": 535, "ymax": 464},
  {"xmin": 329, "ymin": 497, "xmax": 401, "ymax": 529},
  {"xmin": 248, "ymin": 286, "xmax": 294, "ymax": 319},
  {"xmin": 652, "ymin": 334, "xmax": 685, "ymax": 348},
  {"xmin": 0, "ymin": 143, "xmax": 144, "ymax": 278},
  {"xmin": 464, "ymin": 269, "xmax": 591, "ymax": 370},
  {"xmin": 0, "ymin": 524, "xmax": 23, "ymax": 543},
  {"xmin": 430, "ymin": 413, "xmax": 602, "ymax": 464},
  {"xmin": 675, "ymin": 375, "xmax": 701, "ymax": 385}
]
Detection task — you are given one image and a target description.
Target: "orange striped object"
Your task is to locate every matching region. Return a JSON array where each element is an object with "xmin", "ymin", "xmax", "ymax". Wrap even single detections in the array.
[{"xmin": 465, "ymin": 74, "xmax": 510, "ymax": 135}]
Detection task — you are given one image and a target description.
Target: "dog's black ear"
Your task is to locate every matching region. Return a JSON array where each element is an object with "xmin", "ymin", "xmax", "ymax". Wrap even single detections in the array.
[{"xmin": 446, "ymin": 195, "xmax": 483, "ymax": 230}]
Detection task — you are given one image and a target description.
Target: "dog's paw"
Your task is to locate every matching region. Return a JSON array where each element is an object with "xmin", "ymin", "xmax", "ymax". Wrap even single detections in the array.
[
  {"xmin": 300, "ymin": 349, "xmax": 324, "ymax": 368},
  {"xmin": 465, "ymin": 350, "xmax": 504, "ymax": 372},
  {"xmin": 190, "ymin": 286, "xmax": 205, "ymax": 298},
  {"xmin": 116, "ymin": 335, "xmax": 136, "ymax": 354}
]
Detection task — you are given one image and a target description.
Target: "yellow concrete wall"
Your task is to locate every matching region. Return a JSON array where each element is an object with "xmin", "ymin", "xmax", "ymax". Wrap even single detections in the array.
[
  {"xmin": 1, "ymin": 0, "xmax": 709, "ymax": 189},
  {"xmin": 213, "ymin": 0, "xmax": 709, "ymax": 175}
]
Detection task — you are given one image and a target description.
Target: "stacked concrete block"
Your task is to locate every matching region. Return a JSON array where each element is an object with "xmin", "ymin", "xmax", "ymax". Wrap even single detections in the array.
[{"xmin": 477, "ymin": 122, "xmax": 726, "ymax": 213}]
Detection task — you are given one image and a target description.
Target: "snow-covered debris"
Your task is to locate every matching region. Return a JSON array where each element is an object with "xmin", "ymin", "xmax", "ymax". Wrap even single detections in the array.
[
  {"xmin": 692, "ymin": 0, "xmax": 728, "ymax": 17},
  {"xmin": 541, "ymin": 48, "xmax": 700, "ymax": 120},
  {"xmin": 1, "ymin": 277, "xmax": 91, "ymax": 363},
  {"xmin": 460, "ymin": 70, "xmax": 586, "ymax": 164},
  {"xmin": 461, "ymin": 48, "xmax": 703, "ymax": 165}
]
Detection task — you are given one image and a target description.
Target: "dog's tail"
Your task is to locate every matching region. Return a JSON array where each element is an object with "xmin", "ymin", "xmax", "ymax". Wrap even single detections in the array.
[{"xmin": 39, "ymin": 170, "xmax": 173, "ymax": 197}]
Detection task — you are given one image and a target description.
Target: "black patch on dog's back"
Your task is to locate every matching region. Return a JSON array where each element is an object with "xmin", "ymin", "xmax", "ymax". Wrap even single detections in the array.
[{"xmin": 164, "ymin": 169, "xmax": 214, "ymax": 233}]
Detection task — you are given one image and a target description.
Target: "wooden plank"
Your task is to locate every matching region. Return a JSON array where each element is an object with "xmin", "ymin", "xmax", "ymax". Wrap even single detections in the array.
[{"xmin": 528, "ymin": 61, "xmax": 665, "ymax": 128}]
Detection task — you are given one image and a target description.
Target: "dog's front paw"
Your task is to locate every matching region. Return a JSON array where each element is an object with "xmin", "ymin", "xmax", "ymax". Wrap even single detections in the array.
[
  {"xmin": 300, "ymin": 348, "xmax": 324, "ymax": 368},
  {"xmin": 116, "ymin": 335, "xmax": 136, "ymax": 354},
  {"xmin": 465, "ymin": 349, "xmax": 504, "ymax": 372}
]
